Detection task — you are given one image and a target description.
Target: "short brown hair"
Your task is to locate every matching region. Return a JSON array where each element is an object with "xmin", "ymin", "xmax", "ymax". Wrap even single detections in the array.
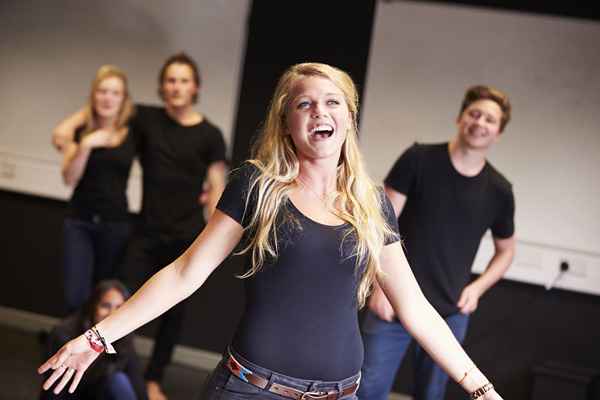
[
  {"xmin": 459, "ymin": 85, "xmax": 511, "ymax": 132},
  {"xmin": 158, "ymin": 52, "xmax": 201, "ymax": 103}
]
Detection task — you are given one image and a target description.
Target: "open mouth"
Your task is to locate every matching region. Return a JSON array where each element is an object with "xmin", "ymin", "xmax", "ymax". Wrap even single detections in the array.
[
  {"xmin": 468, "ymin": 126, "xmax": 487, "ymax": 137},
  {"xmin": 310, "ymin": 124, "xmax": 334, "ymax": 139}
]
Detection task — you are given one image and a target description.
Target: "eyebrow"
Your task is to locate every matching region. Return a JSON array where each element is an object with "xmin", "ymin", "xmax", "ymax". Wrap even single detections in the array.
[
  {"xmin": 292, "ymin": 92, "xmax": 343, "ymax": 101},
  {"xmin": 469, "ymin": 108, "xmax": 499, "ymax": 120}
]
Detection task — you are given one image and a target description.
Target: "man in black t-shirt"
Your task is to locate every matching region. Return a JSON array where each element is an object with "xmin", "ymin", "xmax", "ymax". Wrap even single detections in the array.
[
  {"xmin": 359, "ymin": 86, "xmax": 516, "ymax": 400},
  {"xmin": 123, "ymin": 53, "xmax": 226, "ymax": 400},
  {"xmin": 52, "ymin": 53, "xmax": 227, "ymax": 400}
]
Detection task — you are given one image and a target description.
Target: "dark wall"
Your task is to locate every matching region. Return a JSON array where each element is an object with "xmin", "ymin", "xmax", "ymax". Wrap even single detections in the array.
[
  {"xmin": 231, "ymin": 0, "xmax": 376, "ymax": 167},
  {"xmin": 2, "ymin": 1, "xmax": 600, "ymax": 399}
]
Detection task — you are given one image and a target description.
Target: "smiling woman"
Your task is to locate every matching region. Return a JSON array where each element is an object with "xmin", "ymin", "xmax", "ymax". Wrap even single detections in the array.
[
  {"xmin": 58, "ymin": 65, "xmax": 136, "ymax": 315},
  {"xmin": 39, "ymin": 63, "xmax": 503, "ymax": 400}
]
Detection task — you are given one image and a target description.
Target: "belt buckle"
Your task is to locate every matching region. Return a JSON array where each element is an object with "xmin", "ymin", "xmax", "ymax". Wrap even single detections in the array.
[{"xmin": 301, "ymin": 391, "xmax": 329, "ymax": 400}]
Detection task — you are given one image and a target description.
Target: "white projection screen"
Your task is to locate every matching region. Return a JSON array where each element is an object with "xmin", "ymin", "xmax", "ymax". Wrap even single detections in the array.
[
  {"xmin": 0, "ymin": 0, "xmax": 250, "ymax": 208},
  {"xmin": 361, "ymin": 1, "xmax": 600, "ymax": 293}
]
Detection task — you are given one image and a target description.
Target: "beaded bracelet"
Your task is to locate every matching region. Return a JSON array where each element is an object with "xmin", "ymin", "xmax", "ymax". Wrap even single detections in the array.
[{"xmin": 471, "ymin": 382, "xmax": 494, "ymax": 399}]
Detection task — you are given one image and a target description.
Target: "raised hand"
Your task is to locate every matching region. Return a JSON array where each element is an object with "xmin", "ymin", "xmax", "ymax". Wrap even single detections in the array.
[
  {"xmin": 38, "ymin": 335, "xmax": 101, "ymax": 394},
  {"xmin": 81, "ymin": 129, "xmax": 112, "ymax": 149}
]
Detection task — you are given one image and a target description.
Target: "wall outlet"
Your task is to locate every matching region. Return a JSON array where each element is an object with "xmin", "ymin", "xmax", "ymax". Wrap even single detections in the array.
[{"xmin": 564, "ymin": 258, "xmax": 587, "ymax": 278}]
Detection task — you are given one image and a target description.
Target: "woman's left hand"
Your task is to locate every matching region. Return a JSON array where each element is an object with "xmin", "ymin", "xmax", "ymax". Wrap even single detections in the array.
[{"xmin": 38, "ymin": 334, "xmax": 100, "ymax": 394}]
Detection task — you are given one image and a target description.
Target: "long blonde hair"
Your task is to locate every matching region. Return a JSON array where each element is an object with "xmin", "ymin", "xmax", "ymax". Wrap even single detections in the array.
[
  {"xmin": 82, "ymin": 65, "xmax": 134, "ymax": 135},
  {"xmin": 238, "ymin": 63, "xmax": 397, "ymax": 308}
]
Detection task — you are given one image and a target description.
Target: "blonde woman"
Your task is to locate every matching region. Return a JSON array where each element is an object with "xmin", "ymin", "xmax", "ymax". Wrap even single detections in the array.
[
  {"xmin": 40, "ymin": 63, "xmax": 502, "ymax": 400},
  {"xmin": 58, "ymin": 65, "xmax": 135, "ymax": 313}
]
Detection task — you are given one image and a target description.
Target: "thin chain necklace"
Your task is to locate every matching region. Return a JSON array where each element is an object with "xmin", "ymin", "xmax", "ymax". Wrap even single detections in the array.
[{"xmin": 296, "ymin": 175, "xmax": 334, "ymax": 209}]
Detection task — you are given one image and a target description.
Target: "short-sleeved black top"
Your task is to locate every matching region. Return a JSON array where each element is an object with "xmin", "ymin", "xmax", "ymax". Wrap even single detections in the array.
[
  {"xmin": 69, "ymin": 127, "xmax": 136, "ymax": 221},
  {"xmin": 385, "ymin": 142, "xmax": 515, "ymax": 317},
  {"xmin": 217, "ymin": 163, "xmax": 399, "ymax": 380},
  {"xmin": 131, "ymin": 105, "xmax": 226, "ymax": 240}
]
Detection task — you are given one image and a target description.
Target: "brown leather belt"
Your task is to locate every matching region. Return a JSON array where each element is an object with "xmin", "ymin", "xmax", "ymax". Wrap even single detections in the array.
[{"xmin": 225, "ymin": 353, "xmax": 359, "ymax": 400}]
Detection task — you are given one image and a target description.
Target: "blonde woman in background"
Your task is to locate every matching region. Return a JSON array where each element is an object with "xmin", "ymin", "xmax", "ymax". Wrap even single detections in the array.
[
  {"xmin": 40, "ymin": 63, "xmax": 502, "ymax": 400},
  {"xmin": 57, "ymin": 65, "xmax": 136, "ymax": 313}
]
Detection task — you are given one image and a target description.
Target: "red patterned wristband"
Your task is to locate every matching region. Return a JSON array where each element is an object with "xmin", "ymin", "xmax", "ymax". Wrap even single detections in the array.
[{"xmin": 84, "ymin": 329, "xmax": 104, "ymax": 353}]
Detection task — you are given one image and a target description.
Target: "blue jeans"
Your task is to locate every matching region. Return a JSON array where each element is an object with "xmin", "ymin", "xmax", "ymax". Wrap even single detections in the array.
[
  {"xmin": 62, "ymin": 217, "xmax": 131, "ymax": 313},
  {"xmin": 102, "ymin": 371, "xmax": 138, "ymax": 400},
  {"xmin": 200, "ymin": 347, "xmax": 360, "ymax": 399},
  {"xmin": 358, "ymin": 311, "xmax": 470, "ymax": 400}
]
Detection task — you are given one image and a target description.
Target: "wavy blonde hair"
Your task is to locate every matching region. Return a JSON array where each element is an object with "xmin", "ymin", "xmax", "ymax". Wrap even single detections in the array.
[
  {"xmin": 238, "ymin": 63, "xmax": 397, "ymax": 308},
  {"xmin": 82, "ymin": 65, "xmax": 134, "ymax": 135}
]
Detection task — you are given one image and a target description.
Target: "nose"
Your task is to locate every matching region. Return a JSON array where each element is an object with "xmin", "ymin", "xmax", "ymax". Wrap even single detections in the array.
[{"xmin": 311, "ymin": 102, "xmax": 326, "ymax": 119}]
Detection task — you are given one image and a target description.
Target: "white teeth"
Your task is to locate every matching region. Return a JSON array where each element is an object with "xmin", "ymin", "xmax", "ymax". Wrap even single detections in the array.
[{"xmin": 310, "ymin": 124, "xmax": 334, "ymax": 134}]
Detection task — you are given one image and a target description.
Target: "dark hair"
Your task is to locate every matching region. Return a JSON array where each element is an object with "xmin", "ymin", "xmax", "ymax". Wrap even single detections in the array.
[
  {"xmin": 459, "ymin": 85, "xmax": 511, "ymax": 132},
  {"xmin": 80, "ymin": 280, "xmax": 130, "ymax": 330},
  {"xmin": 158, "ymin": 51, "xmax": 201, "ymax": 103}
]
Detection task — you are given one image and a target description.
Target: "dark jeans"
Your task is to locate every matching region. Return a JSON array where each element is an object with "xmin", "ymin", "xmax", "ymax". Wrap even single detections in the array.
[
  {"xmin": 102, "ymin": 371, "xmax": 138, "ymax": 400},
  {"xmin": 358, "ymin": 311, "xmax": 470, "ymax": 400},
  {"xmin": 200, "ymin": 347, "xmax": 360, "ymax": 400},
  {"xmin": 119, "ymin": 232, "xmax": 195, "ymax": 383},
  {"xmin": 62, "ymin": 217, "xmax": 132, "ymax": 313}
]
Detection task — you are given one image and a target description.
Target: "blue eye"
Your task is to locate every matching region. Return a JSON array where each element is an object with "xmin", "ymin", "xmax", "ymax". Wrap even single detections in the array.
[
  {"xmin": 327, "ymin": 99, "xmax": 340, "ymax": 106},
  {"xmin": 297, "ymin": 101, "xmax": 310, "ymax": 109}
]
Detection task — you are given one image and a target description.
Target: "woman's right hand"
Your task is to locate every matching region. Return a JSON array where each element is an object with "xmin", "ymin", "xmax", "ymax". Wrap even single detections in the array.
[
  {"xmin": 81, "ymin": 129, "xmax": 111, "ymax": 149},
  {"xmin": 38, "ymin": 335, "xmax": 101, "ymax": 394}
]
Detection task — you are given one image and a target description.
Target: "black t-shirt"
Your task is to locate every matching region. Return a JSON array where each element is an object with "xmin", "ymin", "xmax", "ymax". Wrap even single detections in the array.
[
  {"xmin": 217, "ymin": 163, "xmax": 399, "ymax": 380},
  {"xmin": 132, "ymin": 105, "xmax": 226, "ymax": 240},
  {"xmin": 385, "ymin": 142, "xmax": 515, "ymax": 317},
  {"xmin": 69, "ymin": 127, "xmax": 136, "ymax": 221}
]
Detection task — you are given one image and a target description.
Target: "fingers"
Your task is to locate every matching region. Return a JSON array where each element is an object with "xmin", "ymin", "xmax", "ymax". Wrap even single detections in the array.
[
  {"xmin": 42, "ymin": 364, "xmax": 67, "ymax": 391},
  {"xmin": 53, "ymin": 367, "xmax": 76, "ymax": 394},
  {"xmin": 38, "ymin": 352, "xmax": 64, "ymax": 374},
  {"xmin": 459, "ymin": 298, "xmax": 477, "ymax": 314},
  {"xmin": 69, "ymin": 369, "xmax": 84, "ymax": 393}
]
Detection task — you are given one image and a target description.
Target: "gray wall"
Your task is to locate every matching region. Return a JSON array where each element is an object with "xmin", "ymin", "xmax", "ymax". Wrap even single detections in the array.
[{"xmin": 0, "ymin": 0, "xmax": 249, "ymax": 205}]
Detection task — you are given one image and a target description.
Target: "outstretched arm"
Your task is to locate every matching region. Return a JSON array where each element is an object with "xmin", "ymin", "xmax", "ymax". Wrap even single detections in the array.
[
  {"xmin": 378, "ymin": 242, "xmax": 502, "ymax": 400},
  {"xmin": 52, "ymin": 108, "xmax": 86, "ymax": 152},
  {"xmin": 38, "ymin": 210, "xmax": 244, "ymax": 394}
]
